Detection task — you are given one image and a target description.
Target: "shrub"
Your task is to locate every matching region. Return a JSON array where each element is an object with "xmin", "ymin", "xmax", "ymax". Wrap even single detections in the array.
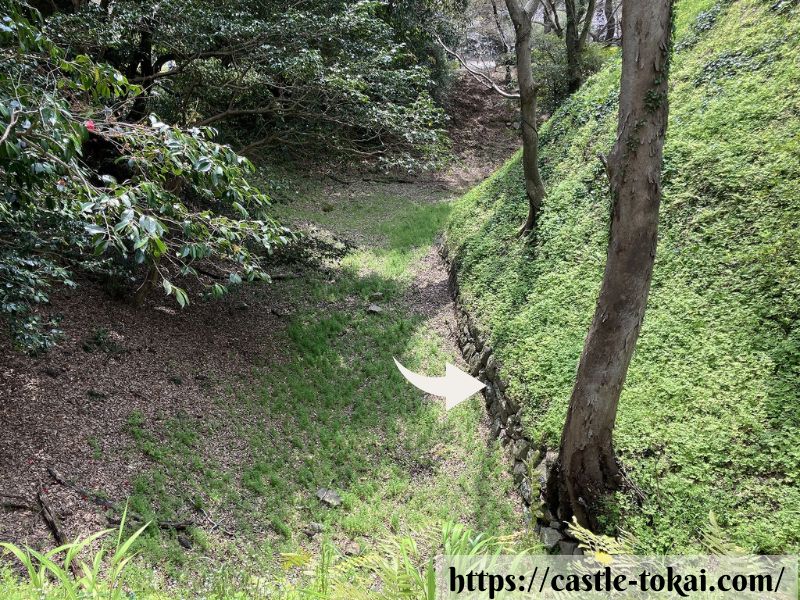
[
  {"xmin": 1, "ymin": 1, "xmax": 291, "ymax": 351},
  {"xmin": 44, "ymin": 0, "xmax": 452, "ymax": 168}
]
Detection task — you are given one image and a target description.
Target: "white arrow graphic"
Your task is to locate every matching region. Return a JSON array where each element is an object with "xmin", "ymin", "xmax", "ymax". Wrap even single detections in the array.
[{"xmin": 393, "ymin": 357, "xmax": 486, "ymax": 410}]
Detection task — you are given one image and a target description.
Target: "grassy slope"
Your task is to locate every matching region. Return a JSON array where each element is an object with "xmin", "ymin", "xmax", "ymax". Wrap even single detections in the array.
[{"xmin": 446, "ymin": 0, "xmax": 800, "ymax": 553}]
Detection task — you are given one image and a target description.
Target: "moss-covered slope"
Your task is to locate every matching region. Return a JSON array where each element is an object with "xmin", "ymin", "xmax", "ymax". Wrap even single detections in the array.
[{"xmin": 446, "ymin": 0, "xmax": 800, "ymax": 553}]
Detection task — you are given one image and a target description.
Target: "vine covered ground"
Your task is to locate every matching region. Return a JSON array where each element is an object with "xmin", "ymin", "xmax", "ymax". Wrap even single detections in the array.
[{"xmin": 446, "ymin": 0, "xmax": 800, "ymax": 553}]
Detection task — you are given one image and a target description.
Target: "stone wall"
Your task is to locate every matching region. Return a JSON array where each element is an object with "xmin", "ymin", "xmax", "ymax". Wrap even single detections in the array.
[{"xmin": 442, "ymin": 244, "xmax": 581, "ymax": 555}]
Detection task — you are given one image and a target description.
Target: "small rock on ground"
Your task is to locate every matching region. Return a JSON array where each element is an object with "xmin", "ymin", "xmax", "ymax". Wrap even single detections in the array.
[
  {"xmin": 341, "ymin": 540, "xmax": 361, "ymax": 556},
  {"xmin": 316, "ymin": 488, "xmax": 342, "ymax": 507},
  {"xmin": 540, "ymin": 526, "xmax": 562, "ymax": 551},
  {"xmin": 304, "ymin": 522, "xmax": 325, "ymax": 537},
  {"xmin": 558, "ymin": 540, "xmax": 578, "ymax": 555}
]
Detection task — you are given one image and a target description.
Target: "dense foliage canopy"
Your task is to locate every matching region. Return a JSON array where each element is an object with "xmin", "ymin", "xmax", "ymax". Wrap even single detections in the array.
[
  {"xmin": 44, "ymin": 0, "xmax": 458, "ymax": 166},
  {"xmin": 0, "ymin": 0, "xmax": 466, "ymax": 352},
  {"xmin": 1, "ymin": 2, "xmax": 291, "ymax": 351}
]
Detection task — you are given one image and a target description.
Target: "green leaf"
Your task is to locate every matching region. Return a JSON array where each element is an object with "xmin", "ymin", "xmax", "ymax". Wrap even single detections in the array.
[
  {"xmin": 151, "ymin": 236, "xmax": 167, "ymax": 258},
  {"xmin": 85, "ymin": 224, "xmax": 105, "ymax": 235},
  {"xmin": 194, "ymin": 157, "xmax": 213, "ymax": 173},
  {"xmin": 174, "ymin": 287, "xmax": 188, "ymax": 308}
]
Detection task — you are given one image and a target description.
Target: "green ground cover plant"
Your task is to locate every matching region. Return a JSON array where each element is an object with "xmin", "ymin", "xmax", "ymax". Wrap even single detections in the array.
[{"xmin": 446, "ymin": 0, "xmax": 800, "ymax": 553}]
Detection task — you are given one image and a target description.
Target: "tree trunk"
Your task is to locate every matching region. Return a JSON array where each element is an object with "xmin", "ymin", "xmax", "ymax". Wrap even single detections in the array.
[
  {"xmin": 133, "ymin": 264, "xmax": 158, "ymax": 307},
  {"xmin": 604, "ymin": 0, "xmax": 615, "ymax": 42},
  {"xmin": 564, "ymin": 0, "xmax": 595, "ymax": 94},
  {"xmin": 505, "ymin": 0, "xmax": 546, "ymax": 236},
  {"xmin": 491, "ymin": 0, "xmax": 512, "ymax": 55},
  {"xmin": 547, "ymin": 0, "xmax": 674, "ymax": 528},
  {"xmin": 542, "ymin": 0, "xmax": 563, "ymax": 37},
  {"xmin": 128, "ymin": 22, "xmax": 154, "ymax": 121},
  {"xmin": 579, "ymin": 0, "xmax": 596, "ymax": 49},
  {"xmin": 564, "ymin": 0, "xmax": 581, "ymax": 94}
]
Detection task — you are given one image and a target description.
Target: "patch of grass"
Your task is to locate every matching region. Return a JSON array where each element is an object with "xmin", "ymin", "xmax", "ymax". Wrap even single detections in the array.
[
  {"xmin": 348, "ymin": 200, "xmax": 452, "ymax": 280},
  {"xmin": 274, "ymin": 187, "xmax": 453, "ymax": 281},
  {"xmin": 0, "ymin": 520, "xmax": 535, "ymax": 599},
  {"xmin": 87, "ymin": 435, "xmax": 102, "ymax": 460},
  {"xmin": 446, "ymin": 0, "xmax": 800, "ymax": 553},
  {"xmin": 117, "ymin": 186, "xmax": 518, "ymax": 590},
  {"xmin": 239, "ymin": 286, "xmax": 515, "ymax": 539}
]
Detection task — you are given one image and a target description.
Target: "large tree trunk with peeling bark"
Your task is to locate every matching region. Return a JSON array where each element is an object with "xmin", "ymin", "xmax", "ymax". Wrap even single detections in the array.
[
  {"xmin": 505, "ymin": 0, "xmax": 546, "ymax": 236},
  {"xmin": 547, "ymin": 0, "xmax": 674, "ymax": 528}
]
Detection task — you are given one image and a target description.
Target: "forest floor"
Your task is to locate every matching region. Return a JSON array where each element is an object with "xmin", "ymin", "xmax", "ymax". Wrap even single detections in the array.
[{"xmin": 0, "ymin": 74, "xmax": 528, "ymax": 590}]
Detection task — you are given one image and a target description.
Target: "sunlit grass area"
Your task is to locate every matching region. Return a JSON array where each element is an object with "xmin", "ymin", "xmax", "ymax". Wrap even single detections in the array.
[{"xmin": 83, "ymin": 187, "xmax": 521, "ymax": 593}]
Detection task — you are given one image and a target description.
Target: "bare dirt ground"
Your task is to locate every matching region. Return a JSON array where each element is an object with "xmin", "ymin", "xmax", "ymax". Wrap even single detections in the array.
[
  {"xmin": 437, "ymin": 71, "xmax": 521, "ymax": 187},
  {"xmin": 0, "ymin": 283, "xmax": 293, "ymax": 548},
  {"xmin": 0, "ymin": 72, "xmax": 520, "ymax": 553}
]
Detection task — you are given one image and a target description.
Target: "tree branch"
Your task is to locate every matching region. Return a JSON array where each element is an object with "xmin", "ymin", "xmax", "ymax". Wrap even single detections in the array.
[
  {"xmin": 0, "ymin": 109, "xmax": 19, "ymax": 146},
  {"xmin": 490, "ymin": 0, "xmax": 512, "ymax": 54},
  {"xmin": 434, "ymin": 34, "xmax": 520, "ymax": 99},
  {"xmin": 505, "ymin": 0, "xmax": 525, "ymax": 25},
  {"xmin": 543, "ymin": 0, "xmax": 563, "ymax": 34}
]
